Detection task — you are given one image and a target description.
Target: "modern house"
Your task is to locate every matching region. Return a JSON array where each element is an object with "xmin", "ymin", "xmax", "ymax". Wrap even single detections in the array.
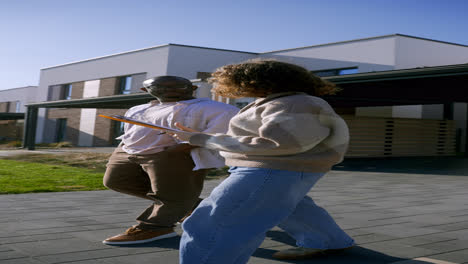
[
  {"xmin": 0, "ymin": 86, "xmax": 37, "ymax": 141},
  {"xmin": 3, "ymin": 34, "xmax": 468, "ymax": 156}
]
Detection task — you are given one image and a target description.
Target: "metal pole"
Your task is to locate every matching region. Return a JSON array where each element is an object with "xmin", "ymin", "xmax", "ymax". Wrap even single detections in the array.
[
  {"xmin": 444, "ymin": 102, "xmax": 454, "ymax": 120},
  {"xmin": 22, "ymin": 107, "xmax": 38, "ymax": 150},
  {"xmin": 465, "ymin": 104, "xmax": 468, "ymax": 157}
]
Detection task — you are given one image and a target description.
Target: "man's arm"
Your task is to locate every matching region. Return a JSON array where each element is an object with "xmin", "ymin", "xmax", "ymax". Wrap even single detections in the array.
[{"xmin": 164, "ymin": 143, "xmax": 198, "ymax": 153}]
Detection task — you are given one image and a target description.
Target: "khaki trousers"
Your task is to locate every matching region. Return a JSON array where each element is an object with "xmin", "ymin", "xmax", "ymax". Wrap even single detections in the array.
[{"xmin": 103, "ymin": 146, "xmax": 207, "ymax": 230}]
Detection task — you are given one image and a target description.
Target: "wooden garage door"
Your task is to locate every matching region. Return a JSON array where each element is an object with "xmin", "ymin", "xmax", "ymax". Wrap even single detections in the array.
[{"xmin": 342, "ymin": 115, "xmax": 456, "ymax": 157}]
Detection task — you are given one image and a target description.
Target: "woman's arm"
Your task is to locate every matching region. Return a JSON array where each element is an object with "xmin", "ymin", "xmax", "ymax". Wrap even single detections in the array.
[{"xmin": 174, "ymin": 104, "xmax": 332, "ymax": 156}]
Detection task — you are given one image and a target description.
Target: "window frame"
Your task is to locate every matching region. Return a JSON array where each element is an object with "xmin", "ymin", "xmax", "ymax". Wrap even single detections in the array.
[
  {"xmin": 117, "ymin": 76, "xmax": 133, "ymax": 95},
  {"xmin": 312, "ymin": 67, "xmax": 359, "ymax": 77},
  {"xmin": 62, "ymin": 84, "xmax": 73, "ymax": 100}
]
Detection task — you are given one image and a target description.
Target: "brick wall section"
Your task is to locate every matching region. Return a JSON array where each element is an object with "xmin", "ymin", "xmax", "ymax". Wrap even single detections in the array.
[
  {"xmin": 94, "ymin": 108, "xmax": 127, "ymax": 146},
  {"xmin": 93, "ymin": 77, "xmax": 126, "ymax": 146},
  {"xmin": 71, "ymin": 81, "xmax": 84, "ymax": 99},
  {"xmin": 99, "ymin": 77, "xmax": 118, "ymax": 97},
  {"xmin": 47, "ymin": 109, "xmax": 82, "ymax": 145},
  {"xmin": 8, "ymin": 102, "xmax": 16, "ymax": 112},
  {"xmin": 0, "ymin": 102, "xmax": 8, "ymax": 112},
  {"xmin": 44, "ymin": 79, "xmax": 130, "ymax": 147},
  {"xmin": 45, "ymin": 81, "xmax": 84, "ymax": 145},
  {"xmin": 0, "ymin": 120, "xmax": 22, "ymax": 140}
]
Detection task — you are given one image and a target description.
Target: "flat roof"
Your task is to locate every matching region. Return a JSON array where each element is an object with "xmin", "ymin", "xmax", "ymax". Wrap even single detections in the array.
[
  {"xmin": 40, "ymin": 34, "xmax": 468, "ymax": 71},
  {"xmin": 323, "ymin": 63, "xmax": 468, "ymax": 106},
  {"xmin": 262, "ymin": 33, "xmax": 468, "ymax": 54},
  {"xmin": 325, "ymin": 62, "xmax": 468, "ymax": 84},
  {"xmin": 0, "ymin": 86, "xmax": 37, "ymax": 92},
  {"xmin": 42, "ymin": 44, "xmax": 258, "ymax": 71}
]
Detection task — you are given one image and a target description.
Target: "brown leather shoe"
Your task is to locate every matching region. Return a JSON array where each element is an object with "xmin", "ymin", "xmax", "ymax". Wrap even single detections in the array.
[
  {"xmin": 102, "ymin": 226, "xmax": 177, "ymax": 245},
  {"xmin": 272, "ymin": 246, "xmax": 354, "ymax": 260}
]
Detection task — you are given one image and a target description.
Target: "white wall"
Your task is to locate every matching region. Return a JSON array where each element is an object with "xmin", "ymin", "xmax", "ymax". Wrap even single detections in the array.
[
  {"xmin": 0, "ymin": 86, "xmax": 37, "ymax": 112},
  {"xmin": 78, "ymin": 80, "xmax": 100, "ymax": 146},
  {"xmin": 264, "ymin": 36, "xmax": 398, "ymax": 72},
  {"xmin": 166, "ymin": 46, "xmax": 257, "ymax": 79},
  {"xmin": 392, "ymin": 105, "xmax": 423, "ymax": 119},
  {"xmin": 193, "ymin": 81, "xmax": 212, "ymax": 98},
  {"xmin": 259, "ymin": 54, "xmax": 394, "ymax": 74},
  {"xmin": 357, "ymin": 105, "xmax": 446, "ymax": 119},
  {"xmin": 35, "ymin": 46, "xmax": 171, "ymax": 143},
  {"xmin": 357, "ymin": 105, "xmax": 440, "ymax": 119},
  {"xmin": 78, "ymin": 109, "xmax": 97, "ymax": 146},
  {"xmin": 395, "ymin": 36, "xmax": 468, "ymax": 69}
]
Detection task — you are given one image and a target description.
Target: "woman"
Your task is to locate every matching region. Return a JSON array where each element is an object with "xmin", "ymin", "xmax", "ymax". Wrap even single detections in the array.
[{"xmin": 173, "ymin": 60, "xmax": 354, "ymax": 264}]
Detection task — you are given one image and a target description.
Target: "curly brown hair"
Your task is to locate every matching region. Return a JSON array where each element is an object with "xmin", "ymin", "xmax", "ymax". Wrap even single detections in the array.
[{"xmin": 209, "ymin": 59, "xmax": 341, "ymax": 98}]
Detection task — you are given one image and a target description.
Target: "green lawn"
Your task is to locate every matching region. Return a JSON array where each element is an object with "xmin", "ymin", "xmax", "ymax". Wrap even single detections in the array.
[
  {"xmin": 0, "ymin": 159, "xmax": 106, "ymax": 194},
  {"xmin": 0, "ymin": 152, "xmax": 228, "ymax": 194}
]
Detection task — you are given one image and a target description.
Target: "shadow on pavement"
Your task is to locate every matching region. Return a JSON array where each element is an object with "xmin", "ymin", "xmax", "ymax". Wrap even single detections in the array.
[
  {"xmin": 102, "ymin": 232, "xmax": 439, "ymax": 264},
  {"xmin": 252, "ymin": 246, "xmax": 407, "ymax": 264},
  {"xmin": 105, "ymin": 235, "xmax": 180, "ymax": 250},
  {"xmin": 257, "ymin": 230, "xmax": 441, "ymax": 264},
  {"xmin": 332, "ymin": 156, "xmax": 468, "ymax": 176}
]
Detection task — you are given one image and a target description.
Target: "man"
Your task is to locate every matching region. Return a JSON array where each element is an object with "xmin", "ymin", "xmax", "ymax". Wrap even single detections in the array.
[{"xmin": 102, "ymin": 75, "xmax": 238, "ymax": 245}]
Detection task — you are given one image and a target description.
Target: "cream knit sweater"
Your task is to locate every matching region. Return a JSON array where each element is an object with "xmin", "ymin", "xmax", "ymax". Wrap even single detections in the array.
[{"xmin": 189, "ymin": 92, "xmax": 349, "ymax": 172}]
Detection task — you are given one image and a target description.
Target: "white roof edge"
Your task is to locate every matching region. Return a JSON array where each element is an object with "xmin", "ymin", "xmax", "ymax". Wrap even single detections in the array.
[
  {"xmin": 39, "ymin": 34, "xmax": 468, "ymax": 71},
  {"xmin": 41, "ymin": 43, "xmax": 258, "ymax": 71},
  {"xmin": 0, "ymin": 85, "xmax": 38, "ymax": 92},
  {"xmin": 261, "ymin": 34, "xmax": 399, "ymax": 54},
  {"xmin": 262, "ymin": 33, "xmax": 468, "ymax": 54},
  {"xmin": 394, "ymin": 33, "xmax": 468, "ymax": 48},
  {"xmin": 41, "ymin": 43, "xmax": 172, "ymax": 70}
]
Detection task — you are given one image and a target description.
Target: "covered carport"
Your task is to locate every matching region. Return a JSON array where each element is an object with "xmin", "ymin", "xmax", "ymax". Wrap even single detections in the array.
[
  {"xmin": 23, "ymin": 63, "xmax": 468, "ymax": 154},
  {"xmin": 0, "ymin": 113, "xmax": 25, "ymax": 120},
  {"xmin": 23, "ymin": 93, "xmax": 154, "ymax": 150},
  {"xmin": 324, "ymin": 63, "xmax": 468, "ymax": 157},
  {"xmin": 0, "ymin": 113, "xmax": 25, "ymax": 142}
]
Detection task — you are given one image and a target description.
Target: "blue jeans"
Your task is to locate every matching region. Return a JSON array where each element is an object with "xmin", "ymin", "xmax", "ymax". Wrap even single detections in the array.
[{"xmin": 179, "ymin": 167, "xmax": 354, "ymax": 264}]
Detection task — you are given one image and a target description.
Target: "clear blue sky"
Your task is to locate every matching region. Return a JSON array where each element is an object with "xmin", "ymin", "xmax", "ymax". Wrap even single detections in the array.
[{"xmin": 1, "ymin": 0, "xmax": 468, "ymax": 90}]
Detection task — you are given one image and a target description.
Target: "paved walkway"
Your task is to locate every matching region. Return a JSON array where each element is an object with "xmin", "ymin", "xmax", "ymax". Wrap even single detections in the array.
[
  {"xmin": 1, "ymin": 150, "xmax": 468, "ymax": 263},
  {"xmin": 0, "ymin": 147, "xmax": 116, "ymax": 157}
]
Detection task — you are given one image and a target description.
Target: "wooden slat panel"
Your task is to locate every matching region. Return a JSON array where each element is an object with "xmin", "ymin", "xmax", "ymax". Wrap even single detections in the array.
[{"xmin": 343, "ymin": 115, "xmax": 456, "ymax": 157}]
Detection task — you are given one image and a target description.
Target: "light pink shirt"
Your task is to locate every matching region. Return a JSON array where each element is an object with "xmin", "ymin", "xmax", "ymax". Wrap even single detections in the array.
[{"xmin": 118, "ymin": 98, "xmax": 239, "ymax": 170}]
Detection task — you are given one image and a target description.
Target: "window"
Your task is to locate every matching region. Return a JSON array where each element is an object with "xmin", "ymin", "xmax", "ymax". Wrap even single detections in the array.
[
  {"xmin": 313, "ymin": 67, "xmax": 359, "ymax": 77},
  {"xmin": 5, "ymin": 102, "xmax": 11, "ymax": 113},
  {"xmin": 55, "ymin": 119, "xmax": 67, "ymax": 142},
  {"xmin": 337, "ymin": 68, "xmax": 359, "ymax": 75},
  {"xmin": 114, "ymin": 121, "xmax": 125, "ymax": 137},
  {"xmin": 15, "ymin": 101, "xmax": 21, "ymax": 113},
  {"xmin": 196, "ymin": 72, "xmax": 212, "ymax": 80},
  {"xmin": 118, "ymin": 76, "xmax": 132, "ymax": 94},
  {"xmin": 112, "ymin": 120, "xmax": 125, "ymax": 146},
  {"xmin": 62, "ymin": 84, "xmax": 72, "ymax": 100}
]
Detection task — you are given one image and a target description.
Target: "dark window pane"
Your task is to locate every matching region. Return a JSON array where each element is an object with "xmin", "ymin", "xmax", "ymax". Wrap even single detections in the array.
[
  {"xmin": 56, "ymin": 118, "xmax": 67, "ymax": 142},
  {"xmin": 61, "ymin": 84, "xmax": 72, "ymax": 100},
  {"xmin": 118, "ymin": 76, "xmax": 132, "ymax": 94},
  {"xmin": 338, "ymin": 68, "xmax": 359, "ymax": 75},
  {"xmin": 313, "ymin": 67, "xmax": 358, "ymax": 77}
]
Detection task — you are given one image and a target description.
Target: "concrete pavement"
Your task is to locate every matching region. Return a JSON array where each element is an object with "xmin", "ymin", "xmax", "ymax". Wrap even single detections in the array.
[{"xmin": 1, "ymin": 150, "xmax": 467, "ymax": 263}]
